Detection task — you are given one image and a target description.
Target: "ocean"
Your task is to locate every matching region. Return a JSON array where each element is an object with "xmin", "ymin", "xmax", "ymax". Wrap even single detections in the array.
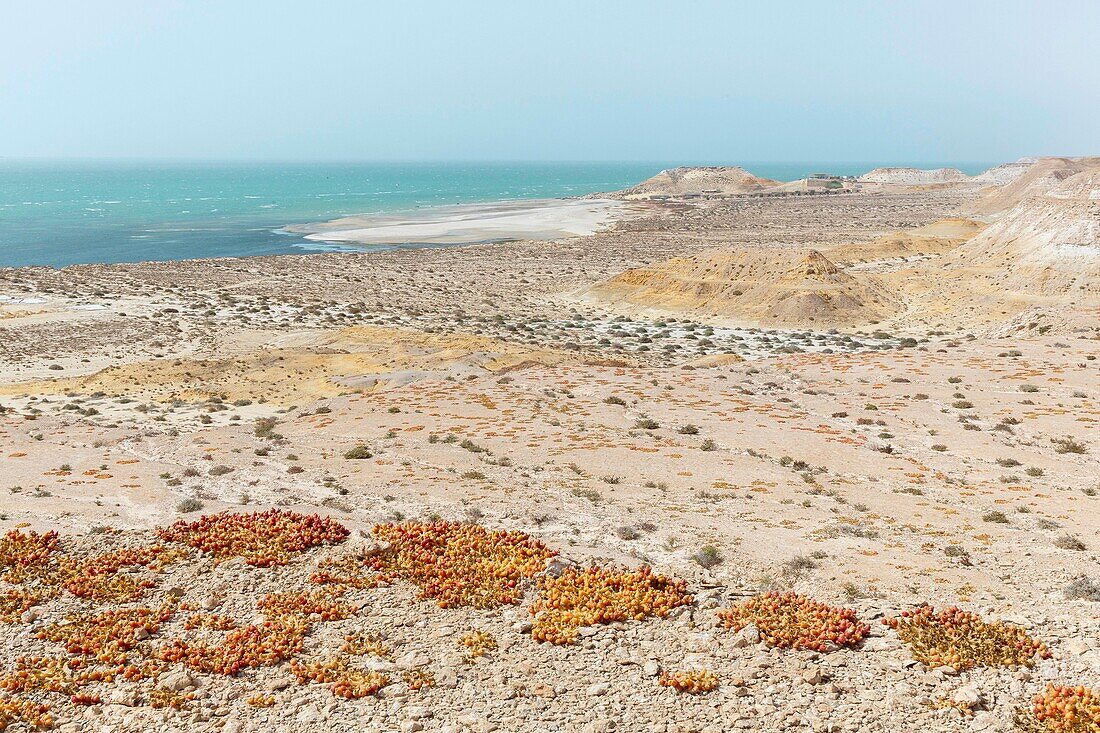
[{"xmin": 0, "ymin": 161, "xmax": 995, "ymax": 269}]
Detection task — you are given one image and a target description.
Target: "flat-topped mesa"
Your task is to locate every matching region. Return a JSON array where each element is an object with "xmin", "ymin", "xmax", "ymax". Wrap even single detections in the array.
[
  {"xmin": 858, "ymin": 167, "xmax": 970, "ymax": 185},
  {"xmin": 615, "ymin": 166, "xmax": 779, "ymax": 199}
]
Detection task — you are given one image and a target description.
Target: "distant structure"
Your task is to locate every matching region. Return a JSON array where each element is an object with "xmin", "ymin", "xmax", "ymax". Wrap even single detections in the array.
[{"xmin": 806, "ymin": 173, "xmax": 846, "ymax": 190}]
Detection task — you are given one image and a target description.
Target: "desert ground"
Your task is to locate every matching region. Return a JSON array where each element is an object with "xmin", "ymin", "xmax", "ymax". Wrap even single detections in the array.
[{"xmin": 0, "ymin": 160, "xmax": 1097, "ymax": 733}]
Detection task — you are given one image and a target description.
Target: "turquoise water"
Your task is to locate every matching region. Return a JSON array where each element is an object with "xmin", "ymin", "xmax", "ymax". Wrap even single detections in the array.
[{"xmin": 0, "ymin": 161, "xmax": 994, "ymax": 269}]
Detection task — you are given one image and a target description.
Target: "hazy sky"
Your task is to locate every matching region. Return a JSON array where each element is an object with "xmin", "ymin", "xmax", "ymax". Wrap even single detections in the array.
[{"xmin": 2, "ymin": 0, "xmax": 1096, "ymax": 162}]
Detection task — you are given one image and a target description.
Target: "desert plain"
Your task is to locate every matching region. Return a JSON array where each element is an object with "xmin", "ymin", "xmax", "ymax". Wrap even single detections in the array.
[{"xmin": 0, "ymin": 159, "xmax": 1097, "ymax": 733}]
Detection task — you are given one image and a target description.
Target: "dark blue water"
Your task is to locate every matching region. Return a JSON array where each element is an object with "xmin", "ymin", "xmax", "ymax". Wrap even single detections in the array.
[{"xmin": 0, "ymin": 160, "xmax": 994, "ymax": 268}]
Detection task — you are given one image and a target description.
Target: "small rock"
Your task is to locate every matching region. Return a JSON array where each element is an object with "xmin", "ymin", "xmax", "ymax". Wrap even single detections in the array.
[
  {"xmin": 587, "ymin": 682, "xmax": 611, "ymax": 696},
  {"xmin": 160, "ymin": 670, "xmax": 196, "ymax": 692},
  {"xmin": 732, "ymin": 624, "xmax": 760, "ymax": 648},
  {"xmin": 545, "ymin": 557, "xmax": 577, "ymax": 578},
  {"xmin": 801, "ymin": 668, "xmax": 824, "ymax": 685},
  {"xmin": 950, "ymin": 683, "xmax": 983, "ymax": 709}
]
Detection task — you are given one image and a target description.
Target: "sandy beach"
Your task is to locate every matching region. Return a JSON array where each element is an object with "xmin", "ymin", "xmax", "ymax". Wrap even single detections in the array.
[{"xmin": 290, "ymin": 198, "xmax": 632, "ymax": 247}]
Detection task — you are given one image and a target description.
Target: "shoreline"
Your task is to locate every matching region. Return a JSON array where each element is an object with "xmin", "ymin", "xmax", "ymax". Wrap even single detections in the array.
[{"xmin": 286, "ymin": 197, "xmax": 632, "ymax": 247}]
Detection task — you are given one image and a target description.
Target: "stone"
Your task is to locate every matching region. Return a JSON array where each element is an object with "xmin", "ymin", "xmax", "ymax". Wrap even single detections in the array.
[
  {"xmin": 545, "ymin": 557, "xmax": 577, "ymax": 578},
  {"xmin": 950, "ymin": 683, "xmax": 983, "ymax": 709},
  {"xmin": 732, "ymin": 624, "xmax": 761, "ymax": 647},
  {"xmin": 643, "ymin": 660, "xmax": 661, "ymax": 677},
  {"xmin": 587, "ymin": 682, "xmax": 611, "ymax": 696},
  {"xmin": 160, "ymin": 670, "xmax": 196, "ymax": 692},
  {"xmin": 802, "ymin": 668, "xmax": 824, "ymax": 685}
]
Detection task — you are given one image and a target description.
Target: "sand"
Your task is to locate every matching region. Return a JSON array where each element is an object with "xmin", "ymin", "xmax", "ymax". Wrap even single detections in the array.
[
  {"xmin": 290, "ymin": 198, "xmax": 632, "ymax": 246},
  {"xmin": 0, "ymin": 159, "xmax": 1097, "ymax": 732}
]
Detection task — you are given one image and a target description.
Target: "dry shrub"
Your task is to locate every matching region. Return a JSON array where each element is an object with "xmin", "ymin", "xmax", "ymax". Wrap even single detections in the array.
[
  {"xmin": 290, "ymin": 657, "xmax": 389, "ymax": 699},
  {"xmin": 885, "ymin": 606, "xmax": 1050, "ymax": 671},
  {"xmin": 459, "ymin": 630, "xmax": 497, "ymax": 660}
]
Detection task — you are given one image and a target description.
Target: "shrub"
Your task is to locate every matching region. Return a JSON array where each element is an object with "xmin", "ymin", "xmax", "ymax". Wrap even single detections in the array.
[
  {"xmin": 677, "ymin": 424, "xmax": 700, "ymax": 435},
  {"xmin": 176, "ymin": 498, "xmax": 204, "ymax": 514},
  {"xmin": 1052, "ymin": 437, "xmax": 1087, "ymax": 455},
  {"xmin": 982, "ymin": 511, "xmax": 1009, "ymax": 523},
  {"xmin": 884, "ymin": 606, "xmax": 1049, "ymax": 671},
  {"xmin": 719, "ymin": 592, "xmax": 869, "ymax": 651},
  {"xmin": 368, "ymin": 522, "xmax": 554, "ymax": 609},
  {"xmin": 290, "ymin": 656, "xmax": 388, "ymax": 698},
  {"xmin": 616, "ymin": 526, "xmax": 640, "ymax": 540},
  {"xmin": 343, "ymin": 445, "xmax": 373, "ymax": 460},
  {"xmin": 254, "ymin": 417, "xmax": 280, "ymax": 439},
  {"xmin": 572, "ymin": 488, "xmax": 602, "ymax": 503},
  {"xmin": 659, "ymin": 669, "xmax": 718, "ymax": 694},
  {"xmin": 692, "ymin": 545, "xmax": 723, "ymax": 569},
  {"xmin": 1054, "ymin": 535, "xmax": 1086, "ymax": 551},
  {"xmin": 1064, "ymin": 577, "xmax": 1100, "ymax": 601},
  {"xmin": 459, "ymin": 629, "xmax": 497, "ymax": 659},
  {"xmin": 530, "ymin": 565, "xmax": 691, "ymax": 645}
]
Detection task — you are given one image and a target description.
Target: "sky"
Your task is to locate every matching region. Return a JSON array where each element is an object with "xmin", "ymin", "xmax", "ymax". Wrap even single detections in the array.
[{"xmin": 1, "ymin": 0, "xmax": 1097, "ymax": 163}]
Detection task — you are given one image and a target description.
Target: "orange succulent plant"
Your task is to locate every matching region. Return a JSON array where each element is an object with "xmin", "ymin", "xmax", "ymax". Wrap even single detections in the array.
[
  {"xmin": 719, "ymin": 592, "xmax": 869, "ymax": 652},
  {"xmin": 157, "ymin": 509, "xmax": 349, "ymax": 567},
  {"xmin": 530, "ymin": 565, "xmax": 692, "ymax": 645},
  {"xmin": 369, "ymin": 521, "xmax": 555, "ymax": 608}
]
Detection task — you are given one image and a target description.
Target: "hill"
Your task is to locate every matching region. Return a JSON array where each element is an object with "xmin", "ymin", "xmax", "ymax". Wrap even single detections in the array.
[
  {"xmin": 858, "ymin": 167, "xmax": 970, "ymax": 185},
  {"xmin": 946, "ymin": 167, "xmax": 1100, "ymax": 297},
  {"xmin": 615, "ymin": 166, "xmax": 779, "ymax": 199},
  {"xmin": 827, "ymin": 218, "xmax": 986, "ymax": 264},
  {"xmin": 965, "ymin": 156, "xmax": 1100, "ymax": 218},
  {"xmin": 584, "ymin": 247, "xmax": 899, "ymax": 327},
  {"xmin": 970, "ymin": 158, "xmax": 1037, "ymax": 186}
]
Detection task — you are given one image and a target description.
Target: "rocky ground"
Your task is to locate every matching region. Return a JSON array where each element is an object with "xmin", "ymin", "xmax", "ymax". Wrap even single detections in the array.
[{"xmin": 0, "ymin": 184, "xmax": 1097, "ymax": 732}]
